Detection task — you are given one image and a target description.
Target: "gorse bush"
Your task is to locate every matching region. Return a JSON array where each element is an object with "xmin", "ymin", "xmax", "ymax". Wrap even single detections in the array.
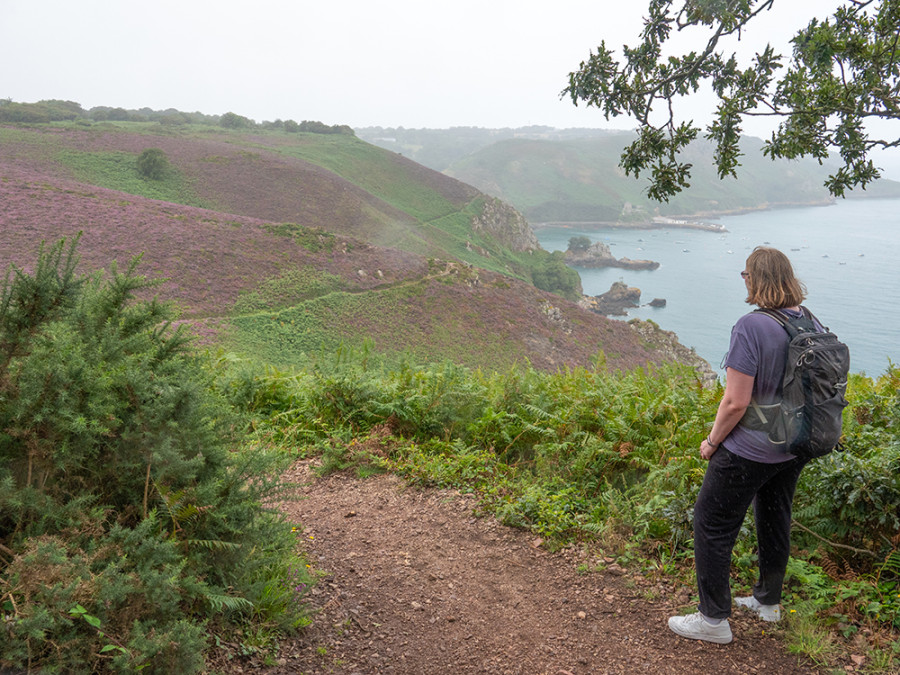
[
  {"xmin": 0, "ymin": 238, "xmax": 308, "ymax": 673},
  {"xmin": 136, "ymin": 147, "xmax": 170, "ymax": 180}
]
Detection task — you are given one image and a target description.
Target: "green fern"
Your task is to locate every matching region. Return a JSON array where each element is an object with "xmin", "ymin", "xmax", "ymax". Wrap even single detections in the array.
[
  {"xmin": 879, "ymin": 549, "xmax": 900, "ymax": 579},
  {"xmin": 204, "ymin": 592, "xmax": 254, "ymax": 613},
  {"xmin": 186, "ymin": 539, "xmax": 242, "ymax": 552}
]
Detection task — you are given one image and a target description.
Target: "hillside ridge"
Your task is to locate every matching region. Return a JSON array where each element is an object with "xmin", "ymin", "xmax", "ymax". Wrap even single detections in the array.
[
  {"xmin": 359, "ymin": 127, "xmax": 900, "ymax": 225},
  {"xmin": 0, "ymin": 121, "xmax": 691, "ymax": 375}
]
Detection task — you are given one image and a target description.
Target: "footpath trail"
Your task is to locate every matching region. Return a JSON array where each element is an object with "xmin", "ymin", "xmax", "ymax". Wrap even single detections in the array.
[{"xmin": 261, "ymin": 461, "xmax": 822, "ymax": 675}]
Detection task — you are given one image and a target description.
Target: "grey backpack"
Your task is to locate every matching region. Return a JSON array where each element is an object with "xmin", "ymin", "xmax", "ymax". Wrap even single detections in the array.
[{"xmin": 739, "ymin": 307, "xmax": 850, "ymax": 459}]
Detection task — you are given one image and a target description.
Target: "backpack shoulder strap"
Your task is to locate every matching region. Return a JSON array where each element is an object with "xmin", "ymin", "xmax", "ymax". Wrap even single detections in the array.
[
  {"xmin": 753, "ymin": 307, "xmax": 815, "ymax": 338},
  {"xmin": 752, "ymin": 308, "xmax": 792, "ymax": 335},
  {"xmin": 799, "ymin": 305, "xmax": 829, "ymax": 333},
  {"xmin": 753, "ymin": 308, "xmax": 787, "ymax": 324}
]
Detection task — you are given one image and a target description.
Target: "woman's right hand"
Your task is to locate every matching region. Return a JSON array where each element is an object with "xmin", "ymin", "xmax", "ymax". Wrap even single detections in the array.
[{"xmin": 700, "ymin": 438, "xmax": 719, "ymax": 460}]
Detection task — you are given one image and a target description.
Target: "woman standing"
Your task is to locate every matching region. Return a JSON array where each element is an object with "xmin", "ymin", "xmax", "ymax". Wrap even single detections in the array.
[{"xmin": 668, "ymin": 246, "xmax": 816, "ymax": 644}]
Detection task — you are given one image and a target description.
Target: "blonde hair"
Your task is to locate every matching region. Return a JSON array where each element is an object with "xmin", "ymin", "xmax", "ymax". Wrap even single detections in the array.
[{"xmin": 744, "ymin": 246, "xmax": 806, "ymax": 309}]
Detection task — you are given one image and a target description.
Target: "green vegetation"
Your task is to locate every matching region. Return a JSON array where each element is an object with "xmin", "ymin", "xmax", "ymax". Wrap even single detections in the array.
[
  {"xmin": 262, "ymin": 223, "xmax": 337, "ymax": 253},
  {"xmin": 531, "ymin": 251, "xmax": 582, "ymax": 299},
  {"xmin": 241, "ymin": 134, "xmax": 577, "ymax": 293},
  {"xmin": 385, "ymin": 131, "xmax": 900, "ymax": 224},
  {"xmin": 56, "ymin": 149, "xmax": 210, "ymax": 208},
  {"xmin": 0, "ymin": 239, "xmax": 310, "ymax": 673},
  {"xmin": 356, "ymin": 125, "xmax": 618, "ymax": 172},
  {"xmin": 231, "ymin": 265, "xmax": 350, "ymax": 315},
  {"xmin": 232, "ymin": 348, "xmax": 900, "ymax": 670},
  {"xmin": 226, "ymin": 280, "xmax": 521, "ymax": 372},
  {"xmin": 568, "ymin": 236, "xmax": 592, "ymax": 252},
  {"xmin": 0, "ymin": 99, "xmax": 83, "ymax": 123},
  {"xmin": 0, "ymin": 100, "xmax": 357, "ymax": 133},
  {"xmin": 4, "ymin": 115, "xmax": 569, "ymax": 299},
  {"xmin": 3, "ymin": 103, "xmax": 899, "ymax": 670},
  {"xmin": 136, "ymin": 148, "xmax": 170, "ymax": 180},
  {"xmin": 220, "ymin": 111, "xmax": 254, "ymax": 129}
]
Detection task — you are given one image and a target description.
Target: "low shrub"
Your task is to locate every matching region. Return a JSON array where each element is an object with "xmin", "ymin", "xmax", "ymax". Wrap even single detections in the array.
[{"xmin": 136, "ymin": 147, "xmax": 170, "ymax": 180}]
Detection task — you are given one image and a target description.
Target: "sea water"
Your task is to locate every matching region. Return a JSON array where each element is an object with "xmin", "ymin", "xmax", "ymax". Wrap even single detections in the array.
[{"xmin": 534, "ymin": 199, "xmax": 900, "ymax": 378}]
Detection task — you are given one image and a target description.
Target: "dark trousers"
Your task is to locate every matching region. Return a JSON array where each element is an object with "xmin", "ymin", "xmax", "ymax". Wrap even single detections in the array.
[{"xmin": 693, "ymin": 447, "xmax": 808, "ymax": 619}]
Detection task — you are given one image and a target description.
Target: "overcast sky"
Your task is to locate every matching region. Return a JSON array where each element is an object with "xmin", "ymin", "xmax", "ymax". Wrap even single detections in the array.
[
  {"xmin": 4, "ymin": 1, "xmax": 898, "ymax": 174},
  {"xmin": 3, "ymin": 1, "xmax": 846, "ymax": 129}
]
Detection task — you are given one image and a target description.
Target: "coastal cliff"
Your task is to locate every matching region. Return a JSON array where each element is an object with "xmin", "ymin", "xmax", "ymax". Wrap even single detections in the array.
[{"xmin": 471, "ymin": 197, "xmax": 541, "ymax": 252}]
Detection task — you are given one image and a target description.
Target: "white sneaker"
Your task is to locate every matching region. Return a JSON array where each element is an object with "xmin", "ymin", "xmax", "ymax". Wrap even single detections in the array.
[
  {"xmin": 735, "ymin": 596, "xmax": 781, "ymax": 622},
  {"xmin": 667, "ymin": 612, "xmax": 733, "ymax": 644}
]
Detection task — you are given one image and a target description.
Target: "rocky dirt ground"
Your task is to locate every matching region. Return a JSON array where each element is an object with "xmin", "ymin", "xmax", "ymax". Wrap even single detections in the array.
[{"xmin": 243, "ymin": 460, "xmax": 828, "ymax": 675}]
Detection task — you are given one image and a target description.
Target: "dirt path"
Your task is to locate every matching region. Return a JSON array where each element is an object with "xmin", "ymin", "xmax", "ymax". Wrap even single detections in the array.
[{"xmin": 261, "ymin": 461, "xmax": 822, "ymax": 674}]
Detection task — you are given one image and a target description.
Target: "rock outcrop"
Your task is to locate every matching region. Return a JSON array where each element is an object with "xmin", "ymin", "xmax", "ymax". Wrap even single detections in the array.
[
  {"xmin": 470, "ymin": 197, "xmax": 541, "ymax": 252},
  {"xmin": 582, "ymin": 281, "xmax": 641, "ymax": 316},
  {"xmin": 628, "ymin": 319, "xmax": 718, "ymax": 387},
  {"xmin": 564, "ymin": 241, "xmax": 659, "ymax": 270}
]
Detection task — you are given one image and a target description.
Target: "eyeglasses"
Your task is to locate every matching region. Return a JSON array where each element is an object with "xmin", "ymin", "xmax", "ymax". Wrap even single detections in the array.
[{"xmin": 740, "ymin": 271, "xmax": 750, "ymax": 279}]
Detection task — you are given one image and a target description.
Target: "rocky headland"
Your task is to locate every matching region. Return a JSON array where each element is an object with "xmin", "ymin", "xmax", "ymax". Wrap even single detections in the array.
[{"xmin": 564, "ymin": 240, "xmax": 660, "ymax": 270}]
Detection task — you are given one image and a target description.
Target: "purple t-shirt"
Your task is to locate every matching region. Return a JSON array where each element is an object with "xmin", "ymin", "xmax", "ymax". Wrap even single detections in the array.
[{"xmin": 722, "ymin": 308, "xmax": 819, "ymax": 463}]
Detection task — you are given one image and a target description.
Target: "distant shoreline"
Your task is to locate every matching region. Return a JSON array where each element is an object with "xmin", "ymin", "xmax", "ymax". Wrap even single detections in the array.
[
  {"xmin": 530, "ymin": 199, "xmax": 840, "ymax": 231},
  {"xmin": 532, "ymin": 219, "xmax": 726, "ymax": 232}
]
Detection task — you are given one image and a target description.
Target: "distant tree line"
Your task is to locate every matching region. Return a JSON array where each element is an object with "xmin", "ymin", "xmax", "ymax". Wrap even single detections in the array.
[{"xmin": 0, "ymin": 99, "xmax": 354, "ymax": 135}]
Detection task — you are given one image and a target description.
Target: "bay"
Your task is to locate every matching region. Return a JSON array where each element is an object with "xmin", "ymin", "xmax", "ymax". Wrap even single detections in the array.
[{"xmin": 534, "ymin": 199, "xmax": 900, "ymax": 378}]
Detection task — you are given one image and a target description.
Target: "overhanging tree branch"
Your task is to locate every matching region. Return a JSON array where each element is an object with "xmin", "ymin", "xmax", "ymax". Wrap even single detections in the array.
[{"xmin": 564, "ymin": 0, "xmax": 900, "ymax": 201}]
